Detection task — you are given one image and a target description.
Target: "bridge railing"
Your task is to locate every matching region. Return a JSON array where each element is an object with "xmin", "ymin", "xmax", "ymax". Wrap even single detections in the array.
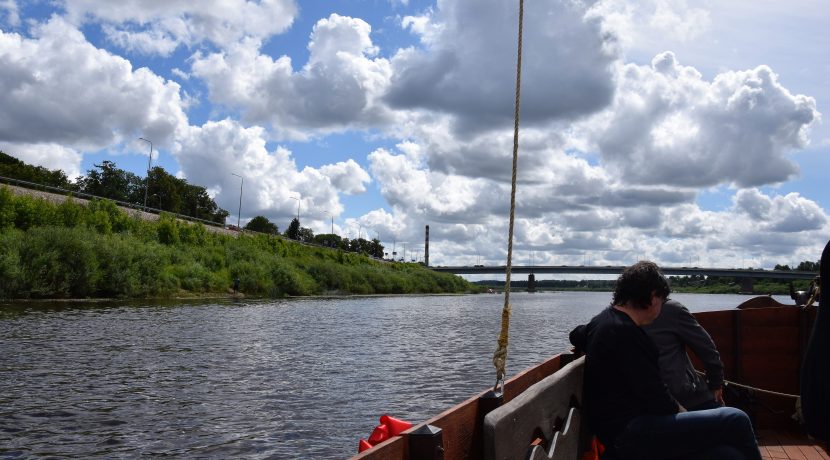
[{"xmin": 431, "ymin": 265, "xmax": 817, "ymax": 280}]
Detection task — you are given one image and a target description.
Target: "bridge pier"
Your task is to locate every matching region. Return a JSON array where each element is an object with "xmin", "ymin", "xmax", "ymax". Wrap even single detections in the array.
[
  {"xmin": 527, "ymin": 274, "xmax": 536, "ymax": 293},
  {"xmin": 740, "ymin": 277, "xmax": 754, "ymax": 294}
]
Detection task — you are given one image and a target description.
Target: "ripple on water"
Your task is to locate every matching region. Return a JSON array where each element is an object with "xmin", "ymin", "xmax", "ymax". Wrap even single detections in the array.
[{"xmin": 0, "ymin": 293, "xmax": 790, "ymax": 458}]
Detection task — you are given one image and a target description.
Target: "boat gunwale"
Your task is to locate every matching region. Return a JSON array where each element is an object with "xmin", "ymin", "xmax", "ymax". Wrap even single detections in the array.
[{"xmin": 352, "ymin": 353, "xmax": 569, "ymax": 459}]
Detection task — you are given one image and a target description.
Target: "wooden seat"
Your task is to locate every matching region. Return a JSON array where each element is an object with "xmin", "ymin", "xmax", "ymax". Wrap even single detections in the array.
[{"xmin": 483, "ymin": 357, "xmax": 585, "ymax": 460}]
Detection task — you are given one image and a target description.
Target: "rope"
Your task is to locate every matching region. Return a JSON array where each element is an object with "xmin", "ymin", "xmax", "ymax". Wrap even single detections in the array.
[
  {"xmin": 493, "ymin": 0, "xmax": 524, "ymax": 390},
  {"xmin": 694, "ymin": 370, "xmax": 800, "ymax": 399},
  {"xmin": 724, "ymin": 379, "xmax": 800, "ymax": 399},
  {"xmin": 805, "ymin": 277, "xmax": 820, "ymax": 308}
]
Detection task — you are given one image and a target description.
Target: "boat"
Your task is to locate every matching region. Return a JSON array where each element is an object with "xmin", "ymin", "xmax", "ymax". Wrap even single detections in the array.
[
  {"xmin": 352, "ymin": 239, "xmax": 829, "ymax": 460},
  {"xmin": 350, "ymin": 0, "xmax": 829, "ymax": 455}
]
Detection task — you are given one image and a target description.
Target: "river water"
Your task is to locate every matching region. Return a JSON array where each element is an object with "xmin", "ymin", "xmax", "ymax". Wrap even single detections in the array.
[{"xmin": 0, "ymin": 292, "xmax": 792, "ymax": 459}]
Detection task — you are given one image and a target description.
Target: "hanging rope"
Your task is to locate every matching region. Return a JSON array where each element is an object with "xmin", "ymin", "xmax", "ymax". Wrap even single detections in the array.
[
  {"xmin": 492, "ymin": 0, "xmax": 524, "ymax": 391},
  {"xmin": 805, "ymin": 277, "xmax": 820, "ymax": 308},
  {"xmin": 694, "ymin": 369, "xmax": 800, "ymax": 399}
]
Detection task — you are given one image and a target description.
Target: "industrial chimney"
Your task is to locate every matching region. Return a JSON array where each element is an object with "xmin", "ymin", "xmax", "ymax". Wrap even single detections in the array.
[{"xmin": 425, "ymin": 225, "xmax": 430, "ymax": 267}]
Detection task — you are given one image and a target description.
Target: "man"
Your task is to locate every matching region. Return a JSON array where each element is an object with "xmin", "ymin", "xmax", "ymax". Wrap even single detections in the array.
[
  {"xmin": 643, "ymin": 299, "xmax": 724, "ymax": 411},
  {"xmin": 576, "ymin": 261, "xmax": 761, "ymax": 460}
]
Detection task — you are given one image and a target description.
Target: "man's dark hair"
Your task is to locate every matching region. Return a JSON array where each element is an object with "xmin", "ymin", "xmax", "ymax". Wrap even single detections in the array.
[{"xmin": 612, "ymin": 261, "xmax": 671, "ymax": 309}]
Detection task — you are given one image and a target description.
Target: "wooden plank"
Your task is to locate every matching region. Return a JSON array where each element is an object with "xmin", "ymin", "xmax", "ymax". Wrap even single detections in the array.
[
  {"xmin": 741, "ymin": 326, "xmax": 800, "ymax": 354},
  {"xmin": 694, "ymin": 310, "xmax": 737, "ymax": 378},
  {"xmin": 741, "ymin": 307, "xmax": 800, "ymax": 327},
  {"xmin": 798, "ymin": 444, "xmax": 827, "ymax": 460},
  {"xmin": 758, "ymin": 429, "xmax": 830, "ymax": 460}
]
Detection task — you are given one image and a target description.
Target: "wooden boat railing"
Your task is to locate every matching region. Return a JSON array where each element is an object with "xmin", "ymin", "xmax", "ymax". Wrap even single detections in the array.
[
  {"xmin": 353, "ymin": 353, "xmax": 575, "ymax": 460},
  {"xmin": 695, "ymin": 297, "xmax": 817, "ymax": 431}
]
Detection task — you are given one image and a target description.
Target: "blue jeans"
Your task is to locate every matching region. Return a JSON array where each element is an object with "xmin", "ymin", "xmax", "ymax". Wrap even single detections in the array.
[{"xmin": 609, "ymin": 407, "xmax": 762, "ymax": 460}]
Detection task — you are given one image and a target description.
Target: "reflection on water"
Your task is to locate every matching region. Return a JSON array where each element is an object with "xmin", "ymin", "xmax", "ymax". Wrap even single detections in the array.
[{"xmin": 0, "ymin": 292, "xmax": 793, "ymax": 458}]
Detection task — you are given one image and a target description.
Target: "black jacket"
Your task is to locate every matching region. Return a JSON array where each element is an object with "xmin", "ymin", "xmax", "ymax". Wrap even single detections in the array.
[{"xmin": 572, "ymin": 307, "xmax": 678, "ymax": 445}]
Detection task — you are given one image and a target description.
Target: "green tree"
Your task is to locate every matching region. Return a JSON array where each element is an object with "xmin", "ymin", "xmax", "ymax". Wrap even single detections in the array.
[
  {"xmin": 143, "ymin": 167, "xmax": 228, "ymax": 223},
  {"xmin": 284, "ymin": 218, "xmax": 301, "ymax": 240},
  {"xmin": 797, "ymin": 260, "xmax": 820, "ymax": 272},
  {"xmin": 369, "ymin": 238, "xmax": 384, "ymax": 258},
  {"xmin": 245, "ymin": 216, "xmax": 278, "ymax": 234},
  {"xmin": 146, "ymin": 166, "xmax": 182, "ymax": 212},
  {"xmin": 297, "ymin": 226, "xmax": 314, "ymax": 243},
  {"xmin": 312, "ymin": 233, "xmax": 342, "ymax": 248},
  {"xmin": 75, "ymin": 160, "xmax": 141, "ymax": 202},
  {"xmin": 181, "ymin": 182, "xmax": 229, "ymax": 224},
  {"xmin": 0, "ymin": 151, "xmax": 73, "ymax": 188}
]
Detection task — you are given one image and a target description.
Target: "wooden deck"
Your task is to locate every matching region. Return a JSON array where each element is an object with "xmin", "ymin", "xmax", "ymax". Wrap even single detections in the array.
[{"xmin": 759, "ymin": 430, "xmax": 829, "ymax": 460}]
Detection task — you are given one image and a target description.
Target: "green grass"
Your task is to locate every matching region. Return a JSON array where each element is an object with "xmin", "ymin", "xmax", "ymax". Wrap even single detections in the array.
[{"xmin": 0, "ymin": 186, "xmax": 478, "ymax": 300}]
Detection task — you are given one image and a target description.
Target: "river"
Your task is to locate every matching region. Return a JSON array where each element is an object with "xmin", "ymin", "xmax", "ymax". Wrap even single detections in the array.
[{"xmin": 0, "ymin": 292, "xmax": 793, "ymax": 459}]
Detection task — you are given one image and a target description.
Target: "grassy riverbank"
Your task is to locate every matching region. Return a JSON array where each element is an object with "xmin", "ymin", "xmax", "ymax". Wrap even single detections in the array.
[{"xmin": 0, "ymin": 187, "xmax": 477, "ymax": 300}]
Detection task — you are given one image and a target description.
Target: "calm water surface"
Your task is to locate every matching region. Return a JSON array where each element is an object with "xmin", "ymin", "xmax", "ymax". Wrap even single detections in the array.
[{"xmin": 0, "ymin": 292, "xmax": 792, "ymax": 459}]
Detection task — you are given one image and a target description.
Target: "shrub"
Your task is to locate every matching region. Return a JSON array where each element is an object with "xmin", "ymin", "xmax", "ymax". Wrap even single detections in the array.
[
  {"xmin": 13, "ymin": 195, "xmax": 54, "ymax": 230},
  {"xmin": 53, "ymin": 198, "xmax": 86, "ymax": 227},
  {"xmin": 0, "ymin": 187, "xmax": 15, "ymax": 229},
  {"xmin": 18, "ymin": 226, "xmax": 100, "ymax": 298},
  {"xmin": 157, "ymin": 213, "xmax": 180, "ymax": 245},
  {"xmin": 0, "ymin": 229, "xmax": 22, "ymax": 298}
]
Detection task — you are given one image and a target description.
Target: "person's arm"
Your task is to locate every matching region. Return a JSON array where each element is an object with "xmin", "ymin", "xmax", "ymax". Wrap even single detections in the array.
[
  {"xmin": 675, "ymin": 303, "xmax": 725, "ymax": 390},
  {"xmin": 569, "ymin": 324, "xmax": 587, "ymax": 354}
]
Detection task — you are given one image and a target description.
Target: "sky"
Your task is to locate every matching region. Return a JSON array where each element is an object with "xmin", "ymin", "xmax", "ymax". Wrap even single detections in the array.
[{"xmin": 1, "ymin": 0, "xmax": 828, "ymax": 272}]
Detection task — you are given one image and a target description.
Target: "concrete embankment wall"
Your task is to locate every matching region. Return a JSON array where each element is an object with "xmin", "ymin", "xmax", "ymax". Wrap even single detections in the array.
[{"xmin": 2, "ymin": 183, "xmax": 239, "ymax": 237}]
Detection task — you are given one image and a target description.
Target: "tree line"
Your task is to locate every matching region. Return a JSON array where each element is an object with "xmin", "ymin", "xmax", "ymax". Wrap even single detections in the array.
[
  {"xmin": 245, "ymin": 215, "xmax": 385, "ymax": 258},
  {"xmin": 1, "ymin": 151, "xmax": 228, "ymax": 224}
]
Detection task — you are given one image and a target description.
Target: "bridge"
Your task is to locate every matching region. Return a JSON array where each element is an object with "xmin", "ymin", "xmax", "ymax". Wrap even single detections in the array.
[
  {"xmin": 431, "ymin": 265, "xmax": 817, "ymax": 294},
  {"xmin": 431, "ymin": 265, "xmax": 817, "ymax": 280}
]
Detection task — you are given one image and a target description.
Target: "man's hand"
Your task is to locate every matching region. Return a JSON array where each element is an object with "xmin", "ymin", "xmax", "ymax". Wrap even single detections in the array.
[{"xmin": 713, "ymin": 387, "xmax": 725, "ymax": 406}]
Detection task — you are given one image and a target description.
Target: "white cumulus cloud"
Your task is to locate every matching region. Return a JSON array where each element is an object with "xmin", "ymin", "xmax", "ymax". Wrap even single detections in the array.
[
  {"xmin": 191, "ymin": 14, "xmax": 395, "ymax": 140},
  {"xmin": 60, "ymin": 0, "xmax": 298, "ymax": 55},
  {"xmin": 0, "ymin": 17, "xmax": 188, "ymax": 150},
  {"xmin": 734, "ymin": 189, "xmax": 827, "ymax": 233},
  {"xmin": 387, "ymin": 0, "xmax": 618, "ymax": 134},
  {"xmin": 0, "ymin": 0, "xmax": 19, "ymax": 27},
  {"xmin": 592, "ymin": 52, "xmax": 819, "ymax": 188},
  {"xmin": 173, "ymin": 119, "xmax": 353, "ymax": 230},
  {"xmin": 320, "ymin": 159, "xmax": 371, "ymax": 195}
]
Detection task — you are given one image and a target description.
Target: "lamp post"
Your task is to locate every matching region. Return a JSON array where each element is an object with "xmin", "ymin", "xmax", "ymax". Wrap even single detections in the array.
[
  {"xmin": 138, "ymin": 137, "xmax": 153, "ymax": 208},
  {"xmin": 290, "ymin": 195, "xmax": 300, "ymax": 223},
  {"xmin": 231, "ymin": 173, "xmax": 243, "ymax": 229}
]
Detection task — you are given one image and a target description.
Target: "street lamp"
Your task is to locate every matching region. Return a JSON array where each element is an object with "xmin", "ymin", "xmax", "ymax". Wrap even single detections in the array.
[
  {"xmin": 231, "ymin": 173, "xmax": 243, "ymax": 229},
  {"xmin": 138, "ymin": 137, "xmax": 153, "ymax": 208},
  {"xmin": 290, "ymin": 195, "xmax": 300, "ymax": 223}
]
